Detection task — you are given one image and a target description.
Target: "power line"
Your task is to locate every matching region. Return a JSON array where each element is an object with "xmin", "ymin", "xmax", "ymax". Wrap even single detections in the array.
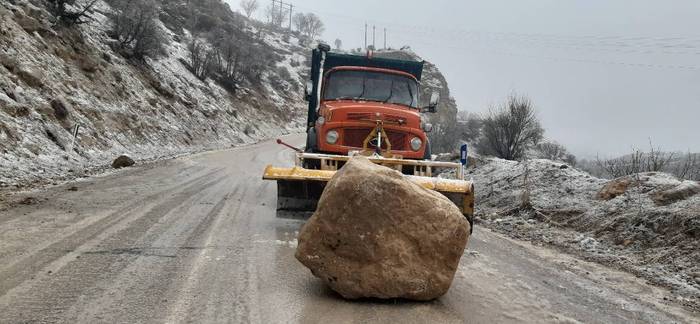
[
  {"xmin": 290, "ymin": 3, "xmax": 700, "ymax": 70},
  {"xmin": 391, "ymin": 34, "xmax": 700, "ymax": 71},
  {"xmin": 291, "ymin": 3, "xmax": 700, "ymax": 56}
]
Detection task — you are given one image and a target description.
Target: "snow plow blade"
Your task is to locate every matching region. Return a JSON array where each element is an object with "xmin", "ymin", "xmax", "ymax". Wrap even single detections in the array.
[{"xmin": 262, "ymin": 165, "xmax": 475, "ymax": 218}]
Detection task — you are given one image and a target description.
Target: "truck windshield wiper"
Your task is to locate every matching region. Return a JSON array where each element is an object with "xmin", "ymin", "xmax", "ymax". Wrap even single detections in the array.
[
  {"xmin": 406, "ymin": 81, "xmax": 415, "ymax": 107},
  {"xmin": 382, "ymin": 80, "xmax": 395, "ymax": 103}
]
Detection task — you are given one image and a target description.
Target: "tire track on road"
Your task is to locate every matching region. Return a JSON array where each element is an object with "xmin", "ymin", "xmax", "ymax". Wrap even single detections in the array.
[
  {"xmin": 0, "ymin": 168, "xmax": 225, "ymax": 297},
  {"xmin": 66, "ymin": 179, "xmax": 239, "ymax": 323}
]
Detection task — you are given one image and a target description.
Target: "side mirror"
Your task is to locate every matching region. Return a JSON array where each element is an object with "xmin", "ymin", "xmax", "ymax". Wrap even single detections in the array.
[
  {"xmin": 304, "ymin": 80, "xmax": 313, "ymax": 101},
  {"xmin": 428, "ymin": 92, "xmax": 440, "ymax": 112}
]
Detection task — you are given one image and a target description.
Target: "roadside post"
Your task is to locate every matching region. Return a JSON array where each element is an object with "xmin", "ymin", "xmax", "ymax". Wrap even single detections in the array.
[
  {"xmin": 459, "ymin": 143, "xmax": 468, "ymax": 180},
  {"xmin": 69, "ymin": 124, "xmax": 80, "ymax": 153}
]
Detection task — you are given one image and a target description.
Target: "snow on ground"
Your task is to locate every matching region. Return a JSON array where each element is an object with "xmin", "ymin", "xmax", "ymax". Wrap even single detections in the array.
[
  {"xmin": 447, "ymin": 155, "xmax": 700, "ymax": 310},
  {"xmin": 0, "ymin": 1, "xmax": 308, "ymax": 189}
]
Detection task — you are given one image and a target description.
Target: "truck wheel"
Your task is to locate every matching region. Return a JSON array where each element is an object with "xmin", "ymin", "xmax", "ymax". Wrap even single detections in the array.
[
  {"xmin": 303, "ymin": 128, "xmax": 321, "ymax": 169},
  {"xmin": 305, "ymin": 128, "xmax": 317, "ymax": 153},
  {"xmin": 423, "ymin": 139, "xmax": 432, "ymax": 160}
]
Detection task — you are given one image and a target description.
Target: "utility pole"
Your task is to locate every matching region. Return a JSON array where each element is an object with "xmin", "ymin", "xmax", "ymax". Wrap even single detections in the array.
[
  {"xmin": 270, "ymin": 0, "xmax": 292, "ymax": 30},
  {"xmin": 372, "ymin": 25, "xmax": 376, "ymax": 49},
  {"xmin": 279, "ymin": 0, "xmax": 284, "ymax": 27},
  {"xmin": 364, "ymin": 23, "xmax": 367, "ymax": 50},
  {"xmin": 384, "ymin": 28, "xmax": 387, "ymax": 49}
]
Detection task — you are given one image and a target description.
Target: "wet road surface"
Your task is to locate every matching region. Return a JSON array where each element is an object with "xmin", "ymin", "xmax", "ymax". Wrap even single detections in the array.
[{"xmin": 0, "ymin": 135, "xmax": 697, "ymax": 323}]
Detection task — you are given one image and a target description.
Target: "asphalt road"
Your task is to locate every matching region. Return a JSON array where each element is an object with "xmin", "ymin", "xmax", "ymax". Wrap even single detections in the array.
[{"xmin": 0, "ymin": 135, "xmax": 696, "ymax": 323}]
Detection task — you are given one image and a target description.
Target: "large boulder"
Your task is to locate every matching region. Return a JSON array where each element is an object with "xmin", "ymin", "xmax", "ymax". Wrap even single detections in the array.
[{"xmin": 295, "ymin": 156, "xmax": 470, "ymax": 300}]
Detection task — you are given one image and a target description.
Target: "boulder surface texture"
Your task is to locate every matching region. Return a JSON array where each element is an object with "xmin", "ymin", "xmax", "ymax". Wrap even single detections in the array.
[
  {"xmin": 295, "ymin": 156, "xmax": 470, "ymax": 300},
  {"xmin": 112, "ymin": 155, "xmax": 135, "ymax": 169}
]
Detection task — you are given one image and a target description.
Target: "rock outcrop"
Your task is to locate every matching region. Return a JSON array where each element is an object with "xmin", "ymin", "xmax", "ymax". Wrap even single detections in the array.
[
  {"xmin": 597, "ymin": 177, "xmax": 632, "ymax": 200},
  {"xmin": 651, "ymin": 180, "xmax": 700, "ymax": 206},
  {"xmin": 112, "ymin": 155, "xmax": 135, "ymax": 169},
  {"xmin": 295, "ymin": 156, "xmax": 470, "ymax": 300}
]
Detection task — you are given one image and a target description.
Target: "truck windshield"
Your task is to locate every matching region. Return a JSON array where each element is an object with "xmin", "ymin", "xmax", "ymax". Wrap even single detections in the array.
[{"xmin": 323, "ymin": 70, "xmax": 419, "ymax": 108}]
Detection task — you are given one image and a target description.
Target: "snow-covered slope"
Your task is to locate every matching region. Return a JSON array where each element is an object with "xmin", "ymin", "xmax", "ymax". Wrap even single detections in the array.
[
  {"xmin": 0, "ymin": 1, "xmax": 307, "ymax": 188},
  {"xmin": 461, "ymin": 156, "xmax": 700, "ymax": 304}
]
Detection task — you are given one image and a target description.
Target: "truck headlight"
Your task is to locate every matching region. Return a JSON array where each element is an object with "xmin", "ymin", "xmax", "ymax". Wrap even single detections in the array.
[
  {"xmin": 326, "ymin": 130, "xmax": 339, "ymax": 144},
  {"xmin": 410, "ymin": 137, "xmax": 422, "ymax": 151}
]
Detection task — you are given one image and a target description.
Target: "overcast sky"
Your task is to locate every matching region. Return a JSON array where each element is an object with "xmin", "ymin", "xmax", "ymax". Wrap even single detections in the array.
[{"xmin": 230, "ymin": 0, "xmax": 700, "ymax": 158}]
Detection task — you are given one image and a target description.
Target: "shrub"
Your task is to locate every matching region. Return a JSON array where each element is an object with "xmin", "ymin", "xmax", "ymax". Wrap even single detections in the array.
[
  {"xmin": 47, "ymin": 0, "xmax": 99, "ymax": 25},
  {"xmin": 594, "ymin": 141, "xmax": 699, "ymax": 180},
  {"xmin": 108, "ymin": 0, "xmax": 166, "ymax": 59},
  {"xmin": 535, "ymin": 141, "xmax": 571, "ymax": 161},
  {"xmin": 455, "ymin": 111, "xmax": 483, "ymax": 143},
  {"xmin": 187, "ymin": 38, "xmax": 215, "ymax": 80},
  {"xmin": 476, "ymin": 95, "xmax": 544, "ymax": 160}
]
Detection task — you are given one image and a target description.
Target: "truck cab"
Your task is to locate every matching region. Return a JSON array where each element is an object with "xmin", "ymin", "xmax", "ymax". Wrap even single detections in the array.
[{"xmin": 304, "ymin": 44, "xmax": 439, "ymax": 162}]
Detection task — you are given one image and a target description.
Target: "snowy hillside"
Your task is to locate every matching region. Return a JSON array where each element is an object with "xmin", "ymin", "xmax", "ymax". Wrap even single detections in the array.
[
  {"xmin": 0, "ymin": 0, "xmax": 308, "ymax": 188},
  {"xmin": 454, "ymin": 156, "xmax": 700, "ymax": 305}
]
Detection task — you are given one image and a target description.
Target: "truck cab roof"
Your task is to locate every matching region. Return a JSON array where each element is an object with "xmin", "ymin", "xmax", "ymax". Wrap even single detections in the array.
[{"xmin": 323, "ymin": 52, "xmax": 425, "ymax": 81}]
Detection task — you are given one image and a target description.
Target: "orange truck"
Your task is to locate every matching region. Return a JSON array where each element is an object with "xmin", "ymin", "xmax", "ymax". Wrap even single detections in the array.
[{"xmin": 263, "ymin": 43, "xmax": 475, "ymax": 228}]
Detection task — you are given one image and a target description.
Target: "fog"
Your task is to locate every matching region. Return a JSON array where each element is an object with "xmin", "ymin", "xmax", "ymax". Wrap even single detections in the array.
[{"xmin": 231, "ymin": 0, "xmax": 700, "ymax": 158}]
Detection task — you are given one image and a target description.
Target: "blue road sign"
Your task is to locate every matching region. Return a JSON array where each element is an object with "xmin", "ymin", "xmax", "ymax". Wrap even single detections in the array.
[{"xmin": 460, "ymin": 144, "xmax": 468, "ymax": 166}]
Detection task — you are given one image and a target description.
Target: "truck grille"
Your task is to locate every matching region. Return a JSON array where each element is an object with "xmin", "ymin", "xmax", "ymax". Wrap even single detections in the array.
[
  {"xmin": 347, "ymin": 112, "xmax": 373, "ymax": 120},
  {"xmin": 343, "ymin": 128, "xmax": 407, "ymax": 150}
]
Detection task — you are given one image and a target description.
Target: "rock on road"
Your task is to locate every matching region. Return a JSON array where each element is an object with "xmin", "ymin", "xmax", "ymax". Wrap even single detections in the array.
[{"xmin": 0, "ymin": 135, "xmax": 696, "ymax": 323}]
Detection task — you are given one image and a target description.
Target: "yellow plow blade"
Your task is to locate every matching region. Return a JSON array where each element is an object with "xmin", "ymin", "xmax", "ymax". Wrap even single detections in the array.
[{"xmin": 263, "ymin": 165, "xmax": 475, "ymax": 217}]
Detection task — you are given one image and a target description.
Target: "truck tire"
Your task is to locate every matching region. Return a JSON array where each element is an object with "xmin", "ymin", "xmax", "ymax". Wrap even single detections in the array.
[
  {"xmin": 303, "ymin": 128, "xmax": 321, "ymax": 170},
  {"xmin": 305, "ymin": 128, "xmax": 317, "ymax": 153},
  {"xmin": 423, "ymin": 138, "xmax": 432, "ymax": 160}
]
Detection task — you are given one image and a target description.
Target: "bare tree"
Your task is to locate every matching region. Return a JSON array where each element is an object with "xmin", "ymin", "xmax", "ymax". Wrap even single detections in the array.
[
  {"xmin": 293, "ymin": 12, "xmax": 324, "ymax": 40},
  {"xmin": 240, "ymin": 0, "xmax": 259, "ymax": 19},
  {"xmin": 563, "ymin": 153, "xmax": 577, "ymax": 167},
  {"xmin": 188, "ymin": 38, "xmax": 215, "ymax": 80},
  {"xmin": 110, "ymin": 0, "xmax": 166, "ymax": 59},
  {"xmin": 596, "ymin": 150, "xmax": 643, "ymax": 178},
  {"xmin": 595, "ymin": 141, "xmax": 676, "ymax": 179},
  {"xmin": 305, "ymin": 13, "xmax": 325, "ymax": 40},
  {"xmin": 48, "ymin": 0, "xmax": 99, "ymax": 25},
  {"xmin": 209, "ymin": 31, "xmax": 249, "ymax": 91},
  {"xmin": 643, "ymin": 139, "xmax": 674, "ymax": 172},
  {"xmin": 476, "ymin": 95, "xmax": 544, "ymax": 160},
  {"xmin": 292, "ymin": 12, "xmax": 308, "ymax": 34},
  {"xmin": 673, "ymin": 152, "xmax": 698, "ymax": 180}
]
